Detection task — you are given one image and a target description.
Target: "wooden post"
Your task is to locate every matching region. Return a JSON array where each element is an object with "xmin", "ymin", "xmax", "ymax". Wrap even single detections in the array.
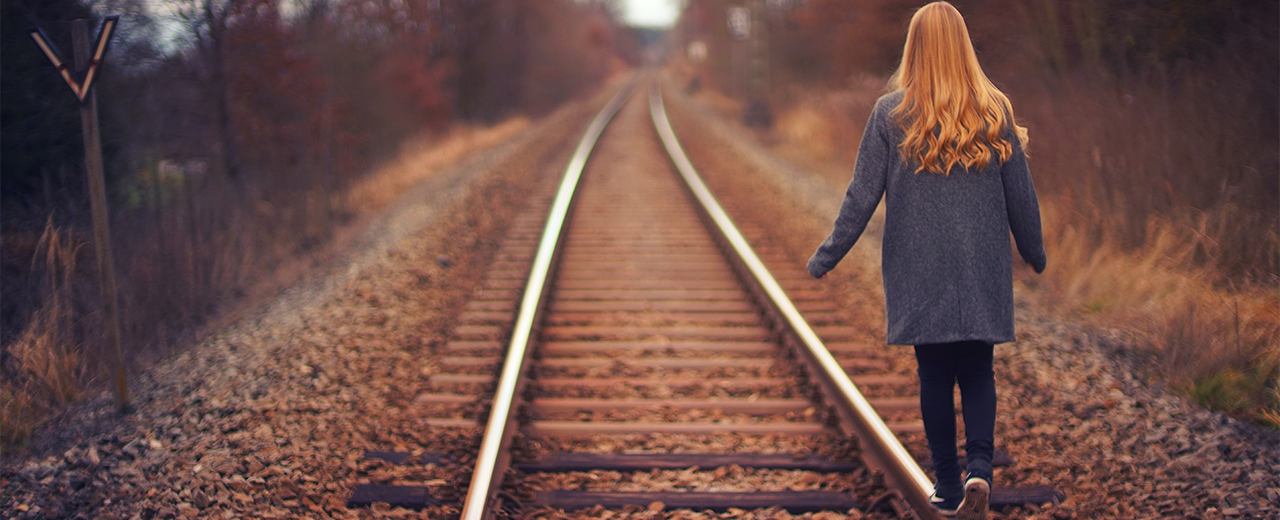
[{"xmin": 73, "ymin": 19, "xmax": 128, "ymax": 413}]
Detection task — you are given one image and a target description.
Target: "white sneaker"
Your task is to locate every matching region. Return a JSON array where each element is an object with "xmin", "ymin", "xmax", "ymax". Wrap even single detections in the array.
[
  {"xmin": 956, "ymin": 477, "xmax": 990, "ymax": 520},
  {"xmin": 929, "ymin": 489, "xmax": 959, "ymax": 517}
]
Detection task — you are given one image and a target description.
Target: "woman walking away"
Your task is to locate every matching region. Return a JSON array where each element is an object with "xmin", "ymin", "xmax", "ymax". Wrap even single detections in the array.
[{"xmin": 806, "ymin": 2, "xmax": 1046, "ymax": 519}]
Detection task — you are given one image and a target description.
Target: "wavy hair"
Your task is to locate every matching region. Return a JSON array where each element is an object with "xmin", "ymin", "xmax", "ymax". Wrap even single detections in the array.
[{"xmin": 888, "ymin": 1, "xmax": 1028, "ymax": 175}]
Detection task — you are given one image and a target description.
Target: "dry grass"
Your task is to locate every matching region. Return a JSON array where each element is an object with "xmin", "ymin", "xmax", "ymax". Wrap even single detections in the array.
[
  {"xmin": 774, "ymin": 75, "xmax": 883, "ymax": 170},
  {"xmin": 0, "ymin": 383, "xmax": 38, "ymax": 449},
  {"xmin": 2, "ymin": 220, "xmax": 86, "ymax": 450},
  {"xmin": 346, "ymin": 117, "xmax": 531, "ymax": 213},
  {"xmin": 777, "ymin": 103, "xmax": 839, "ymax": 162},
  {"xmin": 1, "ymin": 117, "xmax": 534, "ymax": 453},
  {"xmin": 1013, "ymin": 70, "xmax": 1279, "ymax": 427},
  {"xmin": 767, "ymin": 81, "xmax": 1279, "ymax": 428},
  {"xmin": 1037, "ymin": 198, "xmax": 1279, "ymax": 426}
]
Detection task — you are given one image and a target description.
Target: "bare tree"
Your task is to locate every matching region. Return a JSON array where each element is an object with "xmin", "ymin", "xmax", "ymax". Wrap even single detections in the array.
[{"xmin": 173, "ymin": 0, "xmax": 242, "ymax": 183}]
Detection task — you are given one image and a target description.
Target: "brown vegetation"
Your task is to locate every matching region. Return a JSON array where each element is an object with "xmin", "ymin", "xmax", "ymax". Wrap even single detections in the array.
[
  {"xmin": 674, "ymin": 0, "xmax": 1278, "ymax": 426},
  {"xmin": 1, "ymin": 0, "xmax": 633, "ymax": 451},
  {"xmin": 3, "ymin": 221, "xmax": 86, "ymax": 447},
  {"xmin": 346, "ymin": 118, "xmax": 531, "ymax": 213}
]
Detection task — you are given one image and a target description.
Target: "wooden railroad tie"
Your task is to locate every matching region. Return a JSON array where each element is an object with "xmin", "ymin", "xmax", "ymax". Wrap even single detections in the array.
[{"xmin": 347, "ymin": 450, "xmax": 1062, "ymax": 511}]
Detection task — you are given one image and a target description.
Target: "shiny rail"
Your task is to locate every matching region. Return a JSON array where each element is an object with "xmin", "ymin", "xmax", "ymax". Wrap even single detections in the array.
[
  {"xmin": 647, "ymin": 84, "xmax": 943, "ymax": 520},
  {"xmin": 459, "ymin": 76, "xmax": 941, "ymax": 519},
  {"xmin": 459, "ymin": 76, "xmax": 639, "ymax": 520}
]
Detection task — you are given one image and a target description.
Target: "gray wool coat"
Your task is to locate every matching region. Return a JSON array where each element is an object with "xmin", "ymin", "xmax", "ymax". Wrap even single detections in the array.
[{"xmin": 807, "ymin": 90, "xmax": 1046, "ymax": 346}]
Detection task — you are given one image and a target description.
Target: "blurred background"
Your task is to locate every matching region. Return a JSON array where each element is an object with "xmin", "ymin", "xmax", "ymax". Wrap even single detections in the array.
[
  {"xmin": 670, "ymin": 0, "xmax": 1278, "ymax": 430},
  {"xmin": 2, "ymin": 0, "xmax": 645, "ymax": 447},
  {"xmin": 3, "ymin": 0, "xmax": 1276, "ymax": 447}
]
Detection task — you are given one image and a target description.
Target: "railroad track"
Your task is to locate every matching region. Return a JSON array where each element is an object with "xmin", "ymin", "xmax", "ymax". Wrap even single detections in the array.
[{"xmin": 345, "ymin": 76, "xmax": 1063, "ymax": 519}]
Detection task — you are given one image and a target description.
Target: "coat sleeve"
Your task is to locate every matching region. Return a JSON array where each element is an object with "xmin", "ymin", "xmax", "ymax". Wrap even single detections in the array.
[
  {"xmin": 807, "ymin": 102, "xmax": 891, "ymax": 278},
  {"xmin": 1000, "ymin": 136, "xmax": 1047, "ymax": 273}
]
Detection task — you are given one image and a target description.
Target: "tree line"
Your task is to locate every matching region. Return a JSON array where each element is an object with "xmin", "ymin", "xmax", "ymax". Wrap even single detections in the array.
[
  {"xmin": 678, "ymin": 0, "xmax": 1277, "ymax": 279},
  {"xmin": 674, "ymin": 0, "xmax": 1278, "ymax": 425},
  {"xmin": 1, "ymin": 0, "xmax": 637, "ymax": 447}
]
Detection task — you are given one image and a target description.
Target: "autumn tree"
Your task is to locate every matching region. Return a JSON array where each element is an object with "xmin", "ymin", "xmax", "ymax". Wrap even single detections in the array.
[{"xmin": 173, "ymin": 0, "xmax": 246, "ymax": 185}]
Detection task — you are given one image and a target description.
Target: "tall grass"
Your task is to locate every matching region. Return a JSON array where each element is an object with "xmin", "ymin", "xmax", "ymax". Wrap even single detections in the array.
[
  {"xmin": 346, "ymin": 118, "xmax": 530, "ymax": 212},
  {"xmin": 672, "ymin": 0, "xmax": 1279, "ymax": 427},
  {"xmin": 2, "ymin": 220, "xmax": 86, "ymax": 448},
  {"xmin": 768, "ymin": 71, "xmax": 1279, "ymax": 427},
  {"xmin": 0, "ymin": 117, "xmax": 535, "ymax": 453},
  {"xmin": 1011, "ymin": 66, "xmax": 1278, "ymax": 427},
  {"xmin": 999, "ymin": 0, "xmax": 1277, "ymax": 425},
  {"xmin": 1012, "ymin": 72, "xmax": 1278, "ymax": 283},
  {"xmin": 1038, "ymin": 197, "xmax": 1279, "ymax": 426}
]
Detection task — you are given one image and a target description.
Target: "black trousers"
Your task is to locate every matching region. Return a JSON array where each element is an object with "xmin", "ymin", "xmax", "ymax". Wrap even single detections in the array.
[{"xmin": 914, "ymin": 340, "xmax": 996, "ymax": 498}]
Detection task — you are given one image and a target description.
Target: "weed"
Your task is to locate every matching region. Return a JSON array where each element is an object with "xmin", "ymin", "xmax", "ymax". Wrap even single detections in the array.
[
  {"xmin": 1263, "ymin": 382, "xmax": 1280, "ymax": 430},
  {"xmin": 1, "ymin": 382, "xmax": 37, "ymax": 452},
  {"xmin": 2, "ymin": 220, "xmax": 86, "ymax": 451},
  {"xmin": 18, "ymin": 220, "xmax": 84, "ymax": 402},
  {"xmin": 1188, "ymin": 351, "xmax": 1279, "ymax": 423},
  {"xmin": 1189, "ymin": 370, "xmax": 1254, "ymax": 415}
]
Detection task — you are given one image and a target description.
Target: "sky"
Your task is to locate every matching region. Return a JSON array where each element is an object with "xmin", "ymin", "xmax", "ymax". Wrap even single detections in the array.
[{"xmin": 621, "ymin": 0, "xmax": 681, "ymax": 28}]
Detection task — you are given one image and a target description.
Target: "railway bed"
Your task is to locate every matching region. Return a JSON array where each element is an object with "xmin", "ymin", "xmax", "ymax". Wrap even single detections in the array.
[{"xmin": 345, "ymin": 75, "xmax": 1063, "ymax": 519}]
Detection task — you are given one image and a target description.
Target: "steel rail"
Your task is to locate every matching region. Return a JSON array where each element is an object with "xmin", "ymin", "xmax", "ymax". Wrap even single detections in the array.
[
  {"xmin": 459, "ymin": 77, "xmax": 639, "ymax": 520},
  {"xmin": 647, "ymin": 84, "xmax": 944, "ymax": 520}
]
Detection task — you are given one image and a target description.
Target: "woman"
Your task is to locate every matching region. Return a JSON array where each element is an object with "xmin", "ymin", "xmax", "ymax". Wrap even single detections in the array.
[{"xmin": 807, "ymin": 2, "xmax": 1046, "ymax": 519}]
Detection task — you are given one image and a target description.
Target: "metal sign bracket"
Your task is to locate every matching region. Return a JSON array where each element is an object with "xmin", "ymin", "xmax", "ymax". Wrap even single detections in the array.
[{"xmin": 29, "ymin": 15, "xmax": 120, "ymax": 103}]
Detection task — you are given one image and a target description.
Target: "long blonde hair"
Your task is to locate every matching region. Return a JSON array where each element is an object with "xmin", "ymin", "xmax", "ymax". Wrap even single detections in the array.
[{"xmin": 888, "ymin": 1, "xmax": 1028, "ymax": 175}]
